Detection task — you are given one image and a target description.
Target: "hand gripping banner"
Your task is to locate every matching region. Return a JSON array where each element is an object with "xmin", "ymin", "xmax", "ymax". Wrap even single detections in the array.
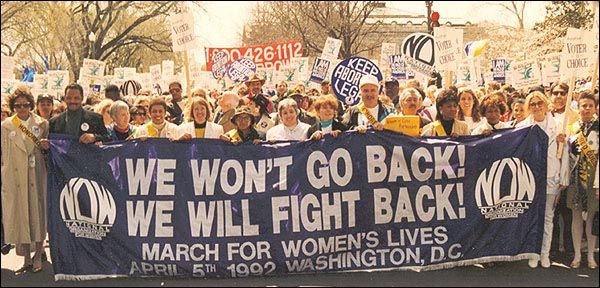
[{"xmin": 48, "ymin": 126, "xmax": 547, "ymax": 280}]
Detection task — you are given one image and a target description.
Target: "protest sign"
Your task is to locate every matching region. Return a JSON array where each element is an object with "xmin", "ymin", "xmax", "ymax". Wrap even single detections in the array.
[
  {"xmin": 48, "ymin": 127, "xmax": 547, "ymax": 280},
  {"xmin": 227, "ymin": 58, "xmax": 256, "ymax": 83},
  {"xmin": 541, "ymin": 53, "xmax": 560, "ymax": 86},
  {"xmin": 401, "ymin": 33, "xmax": 435, "ymax": 77},
  {"xmin": 206, "ymin": 40, "xmax": 303, "ymax": 71},
  {"xmin": 492, "ymin": 59, "xmax": 506, "ymax": 83},
  {"xmin": 309, "ymin": 57, "xmax": 331, "ymax": 84},
  {"xmin": 162, "ymin": 61, "xmax": 175, "ymax": 79},
  {"xmin": 81, "ymin": 59, "xmax": 106, "ymax": 78},
  {"xmin": 331, "ymin": 56, "xmax": 382, "ymax": 106},
  {"xmin": 48, "ymin": 70, "xmax": 69, "ymax": 92},
  {"xmin": 380, "ymin": 43, "xmax": 397, "ymax": 76},
  {"xmin": 150, "ymin": 64, "xmax": 162, "ymax": 83},
  {"xmin": 433, "ymin": 27, "xmax": 462, "ymax": 71},
  {"xmin": 389, "ymin": 55, "xmax": 407, "ymax": 79},
  {"xmin": 383, "ymin": 115, "xmax": 420, "ymax": 136},
  {"xmin": 321, "ymin": 37, "xmax": 342, "ymax": 60},
  {"xmin": 212, "ymin": 51, "xmax": 229, "ymax": 79},
  {"xmin": 560, "ymin": 28, "xmax": 595, "ymax": 79},
  {"xmin": 510, "ymin": 59, "xmax": 542, "ymax": 90},
  {"xmin": 168, "ymin": 12, "xmax": 198, "ymax": 52},
  {"xmin": 33, "ymin": 74, "xmax": 49, "ymax": 94},
  {"xmin": 1, "ymin": 79, "xmax": 17, "ymax": 101}
]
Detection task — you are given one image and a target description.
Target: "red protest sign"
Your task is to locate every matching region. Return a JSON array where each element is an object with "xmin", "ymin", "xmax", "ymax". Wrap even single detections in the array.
[{"xmin": 205, "ymin": 40, "xmax": 303, "ymax": 71}]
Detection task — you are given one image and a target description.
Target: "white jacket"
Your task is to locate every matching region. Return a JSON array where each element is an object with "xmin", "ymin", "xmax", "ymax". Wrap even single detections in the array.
[
  {"xmin": 177, "ymin": 121, "xmax": 224, "ymax": 139},
  {"xmin": 516, "ymin": 113, "xmax": 569, "ymax": 194}
]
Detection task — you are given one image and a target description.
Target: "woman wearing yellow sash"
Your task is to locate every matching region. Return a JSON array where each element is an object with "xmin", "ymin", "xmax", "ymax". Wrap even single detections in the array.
[
  {"xmin": 1, "ymin": 87, "xmax": 49, "ymax": 273},
  {"xmin": 133, "ymin": 97, "xmax": 178, "ymax": 140},
  {"xmin": 421, "ymin": 89, "xmax": 469, "ymax": 137},
  {"xmin": 565, "ymin": 92, "xmax": 599, "ymax": 269},
  {"xmin": 175, "ymin": 97, "xmax": 224, "ymax": 141}
]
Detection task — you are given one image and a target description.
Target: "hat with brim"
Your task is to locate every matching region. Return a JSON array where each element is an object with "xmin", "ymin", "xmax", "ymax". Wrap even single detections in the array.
[
  {"xmin": 244, "ymin": 74, "xmax": 266, "ymax": 86},
  {"xmin": 359, "ymin": 74, "xmax": 380, "ymax": 89},
  {"xmin": 231, "ymin": 105, "xmax": 254, "ymax": 124}
]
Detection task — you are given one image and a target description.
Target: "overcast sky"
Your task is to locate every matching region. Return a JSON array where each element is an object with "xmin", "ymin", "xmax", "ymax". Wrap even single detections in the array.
[{"xmin": 190, "ymin": 1, "xmax": 551, "ymax": 63}]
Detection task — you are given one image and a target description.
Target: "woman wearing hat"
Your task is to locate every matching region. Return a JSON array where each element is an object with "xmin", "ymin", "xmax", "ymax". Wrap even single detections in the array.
[
  {"xmin": 34, "ymin": 94, "xmax": 54, "ymax": 120},
  {"xmin": 220, "ymin": 105, "xmax": 262, "ymax": 144},
  {"xmin": 175, "ymin": 97, "xmax": 223, "ymax": 140}
]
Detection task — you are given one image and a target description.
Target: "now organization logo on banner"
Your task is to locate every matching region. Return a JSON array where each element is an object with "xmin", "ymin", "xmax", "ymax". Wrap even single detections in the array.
[
  {"xmin": 475, "ymin": 158, "xmax": 536, "ymax": 220},
  {"xmin": 59, "ymin": 177, "xmax": 116, "ymax": 240}
]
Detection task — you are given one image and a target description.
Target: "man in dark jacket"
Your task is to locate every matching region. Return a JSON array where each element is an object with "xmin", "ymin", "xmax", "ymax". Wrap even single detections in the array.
[{"xmin": 49, "ymin": 83, "xmax": 110, "ymax": 144}]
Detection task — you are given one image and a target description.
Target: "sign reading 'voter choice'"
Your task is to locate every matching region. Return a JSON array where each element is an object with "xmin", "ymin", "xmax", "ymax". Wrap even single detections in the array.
[{"xmin": 331, "ymin": 57, "xmax": 382, "ymax": 106}]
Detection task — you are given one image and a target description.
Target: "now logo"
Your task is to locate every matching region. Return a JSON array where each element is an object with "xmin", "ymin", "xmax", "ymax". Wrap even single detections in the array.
[{"xmin": 475, "ymin": 158, "xmax": 536, "ymax": 220}]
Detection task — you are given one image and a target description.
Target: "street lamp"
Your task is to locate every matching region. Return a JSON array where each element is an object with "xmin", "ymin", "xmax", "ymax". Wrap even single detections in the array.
[{"xmin": 88, "ymin": 32, "xmax": 96, "ymax": 59}]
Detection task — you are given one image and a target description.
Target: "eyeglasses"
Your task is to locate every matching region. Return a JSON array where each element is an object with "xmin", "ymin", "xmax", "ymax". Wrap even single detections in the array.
[
  {"xmin": 529, "ymin": 101, "xmax": 545, "ymax": 108},
  {"xmin": 552, "ymin": 91, "xmax": 567, "ymax": 96},
  {"xmin": 14, "ymin": 103, "xmax": 31, "ymax": 109},
  {"xmin": 133, "ymin": 112, "xmax": 146, "ymax": 116}
]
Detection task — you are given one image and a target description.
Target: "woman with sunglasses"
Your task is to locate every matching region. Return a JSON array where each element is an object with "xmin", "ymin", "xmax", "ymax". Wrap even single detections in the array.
[
  {"xmin": 130, "ymin": 106, "xmax": 148, "ymax": 127},
  {"xmin": 517, "ymin": 91, "xmax": 569, "ymax": 269},
  {"xmin": 1, "ymin": 87, "xmax": 50, "ymax": 274}
]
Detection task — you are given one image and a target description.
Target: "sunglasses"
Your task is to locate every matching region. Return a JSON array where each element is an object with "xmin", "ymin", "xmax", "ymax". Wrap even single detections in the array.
[
  {"xmin": 552, "ymin": 91, "xmax": 567, "ymax": 96},
  {"xmin": 14, "ymin": 103, "xmax": 31, "ymax": 109},
  {"xmin": 529, "ymin": 101, "xmax": 545, "ymax": 108}
]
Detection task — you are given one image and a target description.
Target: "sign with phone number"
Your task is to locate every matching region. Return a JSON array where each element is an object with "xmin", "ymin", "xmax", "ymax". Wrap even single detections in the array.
[{"xmin": 206, "ymin": 40, "xmax": 303, "ymax": 71}]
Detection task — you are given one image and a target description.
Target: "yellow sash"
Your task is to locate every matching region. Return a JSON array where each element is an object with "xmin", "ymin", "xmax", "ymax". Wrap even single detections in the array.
[
  {"xmin": 576, "ymin": 130, "xmax": 598, "ymax": 168},
  {"xmin": 228, "ymin": 130, "xmax": 242, "ymax": 142},
  {"xmin": 357, "ymin": 101, "xmax": 378, "ymax": 126},
  {"xmin": 432, "ymin": 121, "xmax": 447, "ymax": 136},
  {"xmin": 146, "ymin": 123, "xmax": 158, "ymax": 137},
  {"xmin": 11, "ymin": 116, "xmax": 42, "ymax": 148}
]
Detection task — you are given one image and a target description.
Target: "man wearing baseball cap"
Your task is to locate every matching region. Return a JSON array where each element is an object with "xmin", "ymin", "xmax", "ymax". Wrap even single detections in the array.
[
  {"xmin": 342, "ymin": 74, "xmax": 394, "ymax": 133},
  {"xmin": 35, "ymin": 94, "xmax": 55, "ymax": 120}
]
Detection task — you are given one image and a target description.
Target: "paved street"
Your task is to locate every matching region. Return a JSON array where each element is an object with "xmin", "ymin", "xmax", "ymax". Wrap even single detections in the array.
[{"xmin": 1, "ymin": 245, "xmax": 598, "ymax": 287}]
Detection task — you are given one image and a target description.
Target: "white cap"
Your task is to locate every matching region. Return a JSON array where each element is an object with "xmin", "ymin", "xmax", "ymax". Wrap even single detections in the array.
[{"xmin": 359, "ymin": 74, "xmax": 379, "ymax": 89}]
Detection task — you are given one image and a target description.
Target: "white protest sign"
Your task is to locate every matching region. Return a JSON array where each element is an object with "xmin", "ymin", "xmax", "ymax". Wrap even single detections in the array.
[
  {"xmin": 137, "ymin": 73, "xmax": 152, "ymax": 90},
  {"xmin": 456, "ymin": 59, "xmax": 478, "ymax": 86},
  {"xmin": 81, "ymin": 58, "xmax": 106, "ymax": 78},
  {"xmin": 114, "ymin": 67, "xmax": 136, "ymax": 80},
  {"xmin": 389, "ymin": 55, "xmax": 407, "ymax": 79},
  {"xmin": 162, "ymin": 60, "xmax": 175, "ymax": 78},
  {"xmin": 256, "ymin": 68, "xmax": 276, "ymax": 89},
  {"xmin": 168, "ymin": 12, "xmax": 198, "ymax": 52},
  {"xmin": 433, "ymin": 27, "xmax": 462, "ymax": 71},
  {"xmin": 1, "ymin": 55, "xmax": 15, "ymax": 80},
  {"xmin": 402, "ymin": 33, "xmax": 435, "ymax": 77},
  {"xmin": 560, "ymin": 28, "xmax": 595, "ymax": 78},
  {"xmin": 380, "ymin": 43, "xmax": 397, "ymax": 75},
  {"xmin": 309, "ymin": 57, "xmax": 331, "ymax": 84},
  {"xmin": 321, "ymin": 37, "xmax": 342, "ymax": 60},
  {"xmin": 33, "ymin": 74, "xmax": 49, "ymax": 92},
  {"xmin": 511, "ymin": 59, "xmax": 542, "ymax": 90},
  {"xmin": 290, "ymin": 57, "xmax": 310, "ymax": 82},
  {"xmin": 325, "ymin": 59, "xmax": 342, "ymax": 83},
  {"xmin": 541, "ymin": 53, "xmax": 561, "ymax": 86},
  {"xmin": 150, "ymin": 64, "xmax": 162, "ymax": 83},
  {"xmin": 1, "ymin": 79, "xmax": 17, "ymax": 101},
  {"xmin": 48, "ymin": 70, "xmax": 69, "ymax": 92}
]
